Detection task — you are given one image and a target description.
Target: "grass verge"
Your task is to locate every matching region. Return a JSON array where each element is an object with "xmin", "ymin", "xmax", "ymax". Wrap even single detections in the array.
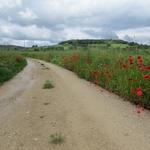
[{"xmin": 0, "ymin": 52, "xmax": 27, "ymax": 85}]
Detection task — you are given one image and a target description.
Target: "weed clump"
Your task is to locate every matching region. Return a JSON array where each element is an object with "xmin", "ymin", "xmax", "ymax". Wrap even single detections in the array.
[
  {"xmin": 49, "ymin": 133, "xmax": 64, "ymax": 144},
  {"xmin": 43, "ymin": 80, "xmax": 54, "ymax": 89}
]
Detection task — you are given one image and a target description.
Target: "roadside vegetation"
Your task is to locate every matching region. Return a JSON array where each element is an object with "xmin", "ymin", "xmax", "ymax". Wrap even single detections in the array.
[
  {"xmin": 43, "ymin": 80, "xmax": 54, "ymax": 89},
  {"xmin": 0, "ymin": 51, "xmax": 27, "ymax": 85},
  {"xmin": 23, "ymin": 39, "xmax": 150, "ymax": 109},
  {"xmin": 49, "ymin": 133, "xmax": 65, "ymax": 144}
]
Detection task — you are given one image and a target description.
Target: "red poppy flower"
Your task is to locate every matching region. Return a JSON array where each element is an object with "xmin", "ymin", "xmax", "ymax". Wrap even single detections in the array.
[
  {"xmin": 143, "ymin": 74, "xmax": 150, "ymax": 79},
  {"xmin": 138, "ymin": 63, "xmax": 144, "ymax": 68},
  {"xmin": 127, "ymin": 56, "xmax": 134, "ymax": 65},
  {"xmin": 137, "ymin": 55, "xmax": 142, "ymax": 63},
  {"xmin": 137, "ymin": 55, "xmax": 142, "ymax": 60},
  {"xmin": 128, "ymin": 77, "xmax": 133, "ymax": 80},
  {"xmin": 136, "ymin": 87, "xmax": 141, "ymax": 91},
  {"xmin": 122, "ymin": 64, "xmax": 128, "ymax": 68},
  {"xmin": 130, "ymin": 60, "xmax": 134, "ymax": 65},
  {"xmin": 131, "ymin": 89, "xmax": 136, "ymax": 93},
  {"xmin": 91, "ymin": 70, "xmax": 99, "ymax": 78},
  {"xmin": 93, "ymin": 80, "xmax": 99, "ymax": 85},
  {"xmin": 128, "ymin": 56, "xmax": 132, "ymax": 60},
  {"xmin": 143, "ymin": 65, "xmax": 150, "ymax": 70},
  {"xmin": 137, "ymin": 91, "xmax": 142, "ymax": 96},
  {"xmin": 131, "ymin": 87, "xmax": 142, "ymax": 96}
]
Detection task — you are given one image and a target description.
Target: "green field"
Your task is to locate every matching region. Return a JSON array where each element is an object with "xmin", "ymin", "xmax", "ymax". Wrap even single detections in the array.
[{"xmin": 0, "ymin": 52, "xmax": 27, "ymax": 85}]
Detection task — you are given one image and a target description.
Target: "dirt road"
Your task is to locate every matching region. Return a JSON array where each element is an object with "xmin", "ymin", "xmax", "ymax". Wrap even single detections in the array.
[{"xmin": 0, "ymin": 59, "xmax": 150, "ymax": 150}]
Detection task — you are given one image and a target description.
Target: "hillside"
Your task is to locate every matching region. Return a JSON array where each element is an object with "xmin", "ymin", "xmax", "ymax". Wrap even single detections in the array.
[
  {"xmin": 0, "ymin": 45, "xmax": 26, "ymax": 51},
  {"xmin": 29, "ymin": 39, "xmax": 150, "ymax": 52}
]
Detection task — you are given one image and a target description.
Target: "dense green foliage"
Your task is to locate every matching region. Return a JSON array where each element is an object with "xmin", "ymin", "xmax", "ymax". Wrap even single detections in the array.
[{"xmin": 0, "ymin": 52, "xmax": 27, "ymax": 84}]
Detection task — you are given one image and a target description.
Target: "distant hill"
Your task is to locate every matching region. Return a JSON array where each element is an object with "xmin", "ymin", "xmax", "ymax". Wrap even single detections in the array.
[
  {"xmin": 59, "ymin": 39, "xmax": 129, "ymax": 45},
  {"xmin": 1, "ymin": 39, "xmax": 149, "ymax": 51},
  {"xmin": 58, "ymin": 39, "xmax": 150, "ymax": 50},
  {"xmin": 0, "ymin": 45, "xmax": 26, "ymax": 51}
]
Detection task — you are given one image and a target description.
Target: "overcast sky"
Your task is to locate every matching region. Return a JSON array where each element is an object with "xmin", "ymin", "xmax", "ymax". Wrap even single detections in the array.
[{"xmin": 0, "ymin": 0, "xmax": 150, "ymax": 46}]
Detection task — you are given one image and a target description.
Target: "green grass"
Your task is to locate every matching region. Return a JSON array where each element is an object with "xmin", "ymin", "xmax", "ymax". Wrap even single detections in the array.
[
  {"xmin": 43, "ymin": 80, "xmax": 54, "ymax": 89},
  {"xmin": 111, "ymin": 43, "xmax": 129, "ymax": 48},
  {"xmin": 0, "ymin": 51, "xmax": 27, "ymax": 85}
]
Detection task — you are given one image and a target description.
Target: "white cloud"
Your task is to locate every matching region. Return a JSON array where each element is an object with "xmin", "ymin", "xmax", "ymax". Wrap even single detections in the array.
[
  {"xmin": 117, "ymin": 27, "xmax": 150, "ymax": 38},
  {"xmin": 0, "ymin": 21, "xmax": 52, "ymax": 40},
  {"xmin": 62, "ymin": 27, "xmax": 92, "ymax": 40},
  {"xmin": 129, "ymin": 1, "xmax": 150, "ymax": 18},
  {"xmin": 0, "ymin": 0, "xmax": 22, "ymax": 8},
  {"xmin": 19, "ymin": 8, "xmax": 38, "ymax": 20},
  {"xmin": 117, "ymin": 27, "xmax": 150, "ymax": 44}
]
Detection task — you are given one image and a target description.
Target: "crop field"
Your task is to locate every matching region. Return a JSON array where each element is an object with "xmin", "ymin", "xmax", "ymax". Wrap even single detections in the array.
[
  {"xmin": 0, "ymin": 51, "xmax": 27, "ymax": 85},
  {"xmin": 23, "ymin": 45, "xmax": 150, "ymax": 109}
]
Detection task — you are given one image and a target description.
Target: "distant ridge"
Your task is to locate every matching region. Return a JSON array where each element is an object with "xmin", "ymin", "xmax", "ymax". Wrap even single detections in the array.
[
  {"xmin": 0, "ymin": 45, "xmax": 26, "ymax": 50},
  {"xmin": 59, "ymin": 39, "xmax": 129, "ymax": 45}
]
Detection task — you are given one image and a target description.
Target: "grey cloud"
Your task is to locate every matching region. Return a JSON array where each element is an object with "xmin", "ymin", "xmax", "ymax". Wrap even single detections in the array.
[
  {"xmin": 84, "ymin": 28, "xmax": 119, "ymax": 39},
  {"xmin": 0, "ymin": 0, "xmax": 150, "ymax": 45},
  {"xmin": 123, "ymin": 35, "xmax": 134, "ymax": 42}
]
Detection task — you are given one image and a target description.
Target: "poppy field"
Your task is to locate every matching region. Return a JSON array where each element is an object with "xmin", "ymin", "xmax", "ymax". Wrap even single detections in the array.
[
  {"xmin": 24, "ymin": 48, "xmax": 150, "ymax": 109},
  {"xmin": 60, "ymin": 52, "xmax": 150, "ymax": 108}
]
